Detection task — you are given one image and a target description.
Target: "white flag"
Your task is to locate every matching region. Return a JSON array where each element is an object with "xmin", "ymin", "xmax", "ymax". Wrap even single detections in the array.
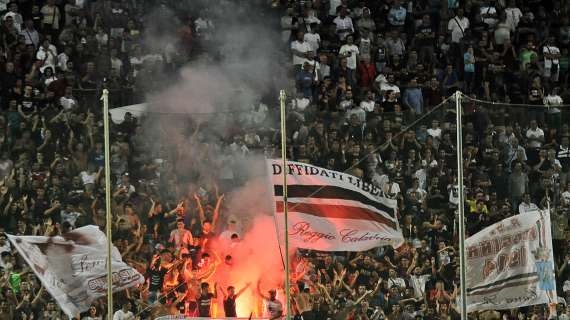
[
  {"xmin": 267, "ymin": 159, "xmax": 403, "ymax": 251},
  {"xmin": 465, "ymin": 210, "xmax": 557, "ymax": 312},
  {"xmin": 7, "ymin": 225, "xmax": 144, "ymax": 318}
]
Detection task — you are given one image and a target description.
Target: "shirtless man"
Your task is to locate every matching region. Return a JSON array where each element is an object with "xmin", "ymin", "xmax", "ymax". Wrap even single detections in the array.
[{"xmin": 257, "ymin": 281, "xmax": 283, "ymax": 320}]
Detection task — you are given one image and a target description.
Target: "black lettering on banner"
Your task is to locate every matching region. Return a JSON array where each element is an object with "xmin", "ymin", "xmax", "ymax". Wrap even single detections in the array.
[
  {"xmin": 480, "ymin": 289, "xmax": 537, "ymax": 306},
  {"xmin": 309, "ymin": 166, "xmax": 320, "ymax": 175},
  {"xmin": 272, "ymin": 164, "xmax": 282, "ymax": 175}
]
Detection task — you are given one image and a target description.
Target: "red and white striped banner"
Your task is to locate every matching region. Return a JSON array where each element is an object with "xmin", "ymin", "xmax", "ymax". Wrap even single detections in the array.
[{"xmin": 267, "ymin": 159, "xmax": 403, "ymax": 251}]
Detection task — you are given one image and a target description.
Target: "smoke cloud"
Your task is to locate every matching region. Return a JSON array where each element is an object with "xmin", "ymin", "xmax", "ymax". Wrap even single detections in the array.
[{"xmin": 135, "ymin": 0, "xmax": 293, "ymax": 316}]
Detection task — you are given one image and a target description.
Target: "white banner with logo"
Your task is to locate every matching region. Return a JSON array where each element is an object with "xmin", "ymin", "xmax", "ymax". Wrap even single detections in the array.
[
  {"xmin": 267, "ymin": 159, "xmax": 403, "ymax": 251},
  {"xmin": 466, "ymin": 210, "xmax": 556, "ymax": 312},
  {"xmin": 7, "ymin": 225, "xmax": 144, "ymax": 318}
]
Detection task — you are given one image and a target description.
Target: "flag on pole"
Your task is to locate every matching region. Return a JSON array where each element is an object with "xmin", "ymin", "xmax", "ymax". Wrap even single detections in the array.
[
  {"xmin": 7, "ymin": 225, "xmax": 144, "ymax": 318},
  {"xmin": 465, "ymin": 210, "xmax": 557, "ymax": 312},
  {"xmin": 267, "ymin": 159, "xmax": 403, "ymax": 251}
]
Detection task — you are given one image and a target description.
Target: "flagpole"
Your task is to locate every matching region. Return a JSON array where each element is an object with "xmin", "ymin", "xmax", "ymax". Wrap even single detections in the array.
[
  {"xmin": 101, "ymin": 88, "xmax": 114, "ymax": 320},
  {"xmin": 455, "ymin": 91, "xmax": 467, "ymax": 319},
  {"xmin": 279, "ymin": 89, "xmax": 292, "ymax": 320}
]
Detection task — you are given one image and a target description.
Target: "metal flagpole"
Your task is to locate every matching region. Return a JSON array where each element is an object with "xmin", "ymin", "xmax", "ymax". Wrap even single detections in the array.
[
  {"xmin": 279, "ymin": 90, "xmax": 292, "ymax": 320},
  {"xmin": 101, "ymin": 88, "xmax": 114, "ymax": 320},
  {"xmin": 455, "ymin": 91, "xmax": 468, "ymax": 319}
]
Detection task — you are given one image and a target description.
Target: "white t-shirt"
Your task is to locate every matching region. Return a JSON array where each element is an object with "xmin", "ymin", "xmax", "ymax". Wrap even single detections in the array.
[
  {"xmin": 36, "ymin": 47, "xmax": 57, "ymax": 67},
  {"xmin": 562, "ymin": 191, "xmax": 570, "ymax": 206},
  {"xmin": 79, "ymin": 171, "xmax": 96, "ymax": 185},
  {"xmin": 57, "ymin": 52, "xmax": 69, "ymax": 71},
  {"xmin": 291, "ymin": 40, "xmax": 311, "ymax": 66},
  {"xmin": 375, "ymin": 74, "xmax": 401, "ymax": 94},
  {"xmin": 60, "ymin": 96, "xmax": 77, "ymax": 111},
  {"xmin": 526, "ymin": 128, "xmax": 544, "ymax": 148},
  {"xmin": 387, "ymin": 277, "xmax": 406, "ymax": 289},
  {"xmin": 333, "ymin": 16, "xmax": 354, "ymax": 41},
  {"xmin": 20, "ymin": 28, "xmax": 39, "ymax": 47},
  {"xmin": 518, "ymin": 202, "xmax": 539, "ymax": 214},
  {"xmin": 505, "ymin": 7, "xmax": 523, "ymax": 31},
  {"xmin": 427, "ymin": 127, "xmax": 442, "ymax": 139},
  {"xmin": 329, "ymin": 0, "xmax": 342, "ymax": 16},
  {"xmin": 360, "ymin": 100, "xmax": 375, "ymax": 112},
  {"xmin": 379, "ymin": 83, "xmax": 400, "ymax": 95},
  {"xmin": 281, "ymin": 15, "xmax": 293, "ymax": 42},
  {"xmin": 480, "ymin": 6, "xmax": 498, "ymax": 27},
  {"xmin": 543, "ymin": 45, "xmax": 560, "ymax": 68},
  {"xmin": 410, "ymin": 274, "xmax": 430, "ymax": 298},
  {"xmin": 339, "ymin": 44, "xmax": 359, "ymax": 69},
  {"xmin": 544, "ymin": 94, "xmax": 563, "ymax": 106},
  {"xmin": 494, "ymin": 22, "xmax": 510, "ymax": 45},
  {"xmin": 113, "ymin": 310, "xmax": 134, "ymax": 320},
  {"xmin": 111, "ymin": 57, "xmax": 123, "ymax": 73},
  {"xmin": 448, "ymin": 16, "xmax": 469, "ymax": 43},
  {"xmin": 292, "ymin": 97, "xmax": 310, "ymax": 112},
  {"xmin": 384, "ymin": 182, "xmax": 401, "ymax": 199},
  {"xmin": 95, "ymin": 32, "xmax": 108, "ymax": 47},
  {"xmin": 371, "ymin": 173, "xmax": 388, "ymax": 189},
  {"xmin": 304, "ymin": 32, "xmax": 321, "ymax": 52},
  {"xmin": 61, "ymin": 210, "xmax": 81, "ymax": 228},
  {"xmin": 130, "ymin": 56, "xmax": 143, "ymax": 77}
]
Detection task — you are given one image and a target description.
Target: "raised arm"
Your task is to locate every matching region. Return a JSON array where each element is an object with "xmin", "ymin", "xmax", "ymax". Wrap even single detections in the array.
[
  {"xmin": 194, "ymin": 194, "xmax": 205, "ymax": 224},
  {"xmin": 212, "ymin": 282, "xmax": 218, "ymax": 299},
  {"xmin": 31, "ymin": 286, "xmax": 44, "ymax": 306},
  {"xmin": 316, "ymin": 283, "xmax": 334, "ymax": 305},
  {"xmin": 407, "ymin": 253, "xmax": 418, "ymax": 276},
  {"xmin": 148, "ymin": 198, "xmax": 156, "ymax": 219},
  {"xmin": 3, "ymin": 194, "xmax": 13, "ymax": 216},
  {"xmin": 219, "ymin": 286, "xmax": 228, "ymax": 299},
  {"xmin": 212, "ymin": 193, "xmax": 224, "ymax": 229},
  {"xmin": 235, "ymin": 283, "xmax": 251, "ymax": 298},
  {"xmin": 165, "ymin": 201, "xmax": 184, "ymax": 219},
  {"xmin": 257, "ymin": 280, "xmax": 270, "ymax": 300},
  {"xmin": 371, "ymin": 278, "xmax": 383, "ymax": 296}
]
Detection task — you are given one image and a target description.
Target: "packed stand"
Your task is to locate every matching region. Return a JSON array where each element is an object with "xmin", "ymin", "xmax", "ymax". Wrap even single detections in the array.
[{"xmin": 1, "ymin": 0, "xmax": 570, "ymax": 319}]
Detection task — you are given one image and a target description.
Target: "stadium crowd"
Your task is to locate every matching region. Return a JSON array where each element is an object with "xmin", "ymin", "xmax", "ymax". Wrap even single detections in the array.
[{"xmin": 2, "ymin": 0, "xmax": 570, "ymax": 319}]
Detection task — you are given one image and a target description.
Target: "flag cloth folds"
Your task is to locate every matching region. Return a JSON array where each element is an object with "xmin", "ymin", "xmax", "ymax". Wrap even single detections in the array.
[
  {"xmin": 267, "ymin": 159, "xmax": 403, "ymax": 251},
  {"xmin": 7, "ymin": 225, "xmax": 144, "ymax": 318},
  {"xmin": 465, "ymin": 210, "xmax": 557, "ymax": 312}
]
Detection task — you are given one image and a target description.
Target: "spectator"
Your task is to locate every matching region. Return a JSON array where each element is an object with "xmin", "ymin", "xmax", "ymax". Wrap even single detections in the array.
[
  {"xmin": 291, "ymin": 31, "xmax": 312, "ymax": 70},
  {"xmin": 519, "ymin": 193, "xmax": 539, "ymax": 214},
  {"xmin": 448, "ymin": 8, "xmax": 469, "ymax": 50},
  {"xmin": 509, "ymin": 162, "xmax": 529, "ymax": 211},
  {"xmin": 339, "ymin": 35, "xmax": 358, "ymax": 71},
  {"xmin": 112, "ymin": 301, "xmax": 134, "ymax": 320},
  {"xmin": 387, "ymin": 0, "xmax": 407, "ymax": 30},
  {"xmin": 332, "ymin": 7, "xmax": 354, "ymax": 42},
  {"xmin": 402, "ymin": 78, "xmax": 423, "ymax": 116},
  {"xmin": 544, "ymin": 36, "xmax": 561, "ymax": 82}
]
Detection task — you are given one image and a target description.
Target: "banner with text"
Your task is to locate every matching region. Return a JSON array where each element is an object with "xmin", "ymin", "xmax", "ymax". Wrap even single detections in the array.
[
  {"xmin": 267, "ymin": 159, "xmax": 403, "ymax": 251},
  {"xmin": 7, "ymin": 225, "xmax": 144, "ymax": 318},
  {"xmin": 466, "ymin": 210, "xmax": 556, "ymax": 312}
]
